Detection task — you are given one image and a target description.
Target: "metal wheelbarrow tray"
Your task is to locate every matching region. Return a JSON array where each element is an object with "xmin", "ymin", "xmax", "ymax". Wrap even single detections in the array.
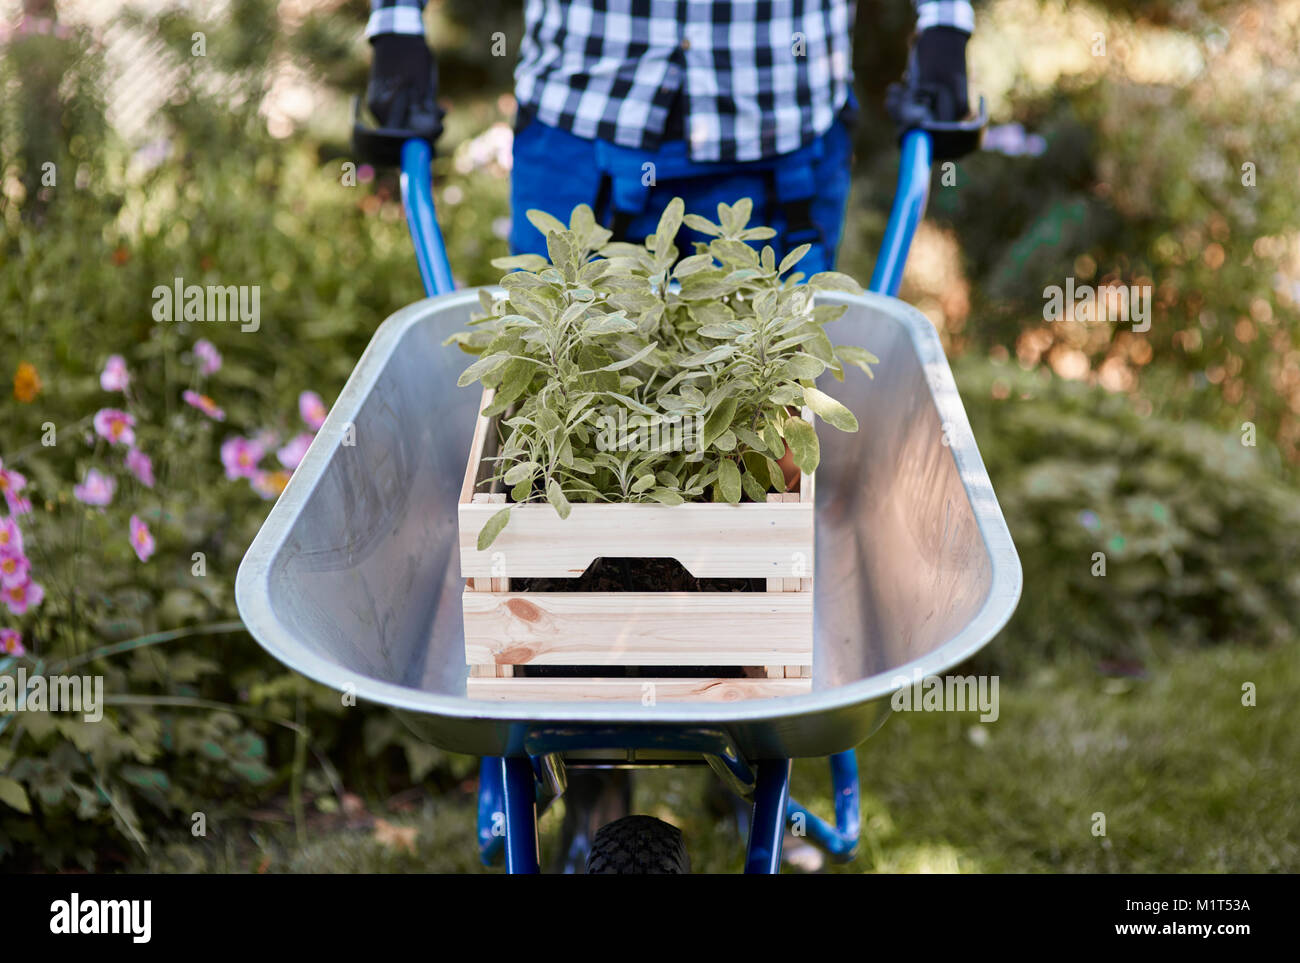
[{"xmin": 234, "ymin": 286, "xmax": 1022, "ymax": 762}]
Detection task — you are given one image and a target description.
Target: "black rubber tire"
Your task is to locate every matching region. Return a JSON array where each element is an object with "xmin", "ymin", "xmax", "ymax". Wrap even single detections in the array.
[{"xmin": 585, "ymin": 815, "xmax": 691, "ymax": 874}]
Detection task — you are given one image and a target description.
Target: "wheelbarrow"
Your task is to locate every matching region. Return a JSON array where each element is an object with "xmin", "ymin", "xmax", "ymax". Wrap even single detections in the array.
[{"xmin": 235, "ymin": 104, "xmax": 1021, "ymax": 874}]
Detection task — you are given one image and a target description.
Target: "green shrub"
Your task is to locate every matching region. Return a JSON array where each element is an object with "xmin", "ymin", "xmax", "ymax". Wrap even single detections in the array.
[{"xmin": 959, "ymin": 357, "xmax": 1300, "ymax": 670}]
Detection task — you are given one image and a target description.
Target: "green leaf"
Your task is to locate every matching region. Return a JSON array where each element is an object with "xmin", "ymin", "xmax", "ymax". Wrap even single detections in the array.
[
  {"xmin": 742, "ymin": 450, "xmax": 775, "ymax": 489},
  {"xmin": 683, "ymin": 213, "xmax": 722, "ymax": 236},
  {"xmin": 784, "ymin": 353, "xmax": 826, "ymax": 380},
  {"xmin": 648, "ymin": 488, "xmax": 684, "ymax": 505},
  {"xmin": 600, "ymin": 341, "xmax": 659, "ymax": 372},
  {"xmin": 490, "ymin": 254, "xmax": 551, "ymax": 272},
  {"xmin": 783, "ymin": 416, "xmax": 820, "ymax": 474},
  {"xmin": 546, "ymin": 479, "xmax": 572, "ymax": 519},
  {"xmin": 740, "ymin": 470, "xmax": 768, "ymax": 502},
  {"xmin": 808, "ymin": 271, "xmax": 863, "ymax": 293},
  {"xmin": 477, "ymin": 507, "xmax": 512, "ymax": 551},
  {"xmin": 702, "ymin": 396, "xmax": 738, "ymax": 450},
  {"xmin": 504, "ymin": 462, "xmax": 538, "ymax": 486},
  {"xmin": 0, "ymin": 777, "xmax": 31, "ymax": 814},
  {"xmin": 681, "ymin": 344, "xmax": 736, "ymax": 367},
  {"xmin": 717, "ymin": 457, "xmax": 742, "ymax": 503},
  {"xmin": 653, "ymin": 197, "xmax": 685, "ymax": 255},
  {"xmin": 631, "ymin": 472, "xmax": 657, "ymax": 493},
  {"xmin": 835, "ymin": 344, "xmax": 879, "ymax": 379},
  {"xmin": 802, "ymin": 386, "xmax": 859, "ymax": 431},
  {"xmin": 672, "ymin": 253, "xmax": 714, "ymax": 278},
  {"xmin": 457, "ymin": 352, "xmax": 509, "ymax": 388},
  {"xmin": 762, "ymin": 419, "xmax": 785, "ymax": 455},
  {"xmin": 734, "ymin": 427, "xmax": 767, "ymax": 452},
  {"xmin": 779, "ymin": 244, "xmax": 812, "ymax": 275},
  {"xmin": 526, "ymin": 209, "xmax": 568, "ymax": 238},
  {"xmin": 765, "ymin": 456, "xmax": 788, "ymax": 493}
]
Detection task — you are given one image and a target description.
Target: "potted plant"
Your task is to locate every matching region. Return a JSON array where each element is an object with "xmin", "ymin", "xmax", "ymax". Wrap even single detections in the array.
[{"xmin": 450, "ymin": 198, "xmax": 877, "ymax": 701}]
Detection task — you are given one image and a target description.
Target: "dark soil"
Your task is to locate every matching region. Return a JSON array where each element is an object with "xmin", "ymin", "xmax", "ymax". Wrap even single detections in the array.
[{"xmin": 510, "ymin": 556, "xmax": 762, "ymax": 593}]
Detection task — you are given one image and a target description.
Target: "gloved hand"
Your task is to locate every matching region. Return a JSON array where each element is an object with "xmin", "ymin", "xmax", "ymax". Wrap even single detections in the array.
[
  {"xmin": 366, "ymin": 33, "xmax": 442, "ymax": 138},
  {"xmin": 912, "ymin": 26, "xmax": 969, "ymax": 123}
]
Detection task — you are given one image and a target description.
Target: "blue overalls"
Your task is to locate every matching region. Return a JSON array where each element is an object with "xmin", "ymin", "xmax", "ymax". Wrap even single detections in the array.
[{"xmin": 509, "ymin": 102, "xmax": 856, "ymax": 272}]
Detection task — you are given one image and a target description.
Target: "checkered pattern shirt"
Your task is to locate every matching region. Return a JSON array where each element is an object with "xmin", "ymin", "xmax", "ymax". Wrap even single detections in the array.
[{"xmin": 367, "ymin": 0, "xmax": 974, "ymax": 162}]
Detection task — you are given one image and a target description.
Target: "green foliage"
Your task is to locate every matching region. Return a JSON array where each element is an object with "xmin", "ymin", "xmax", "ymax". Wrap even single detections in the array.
[
  {"xmin": 959, "ymin": 359, "xmax": 1300, "ymax": 670},
  {"xmin": 451, "ymin": 199, "xmax": 876, "ymax": 546},
  {"xmin": 0, "ymin": 5, "xmax": 478, "ymax": 870}
]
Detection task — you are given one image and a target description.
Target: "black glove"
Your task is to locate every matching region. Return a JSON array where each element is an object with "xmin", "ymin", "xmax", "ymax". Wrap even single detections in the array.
[
  {"xmin": 912, "ymin": 26, "xmax": 969, "ymax": 123},
  {"xmin": 366, "ymin": 33, "xmax": 442, "ymax": 139}
]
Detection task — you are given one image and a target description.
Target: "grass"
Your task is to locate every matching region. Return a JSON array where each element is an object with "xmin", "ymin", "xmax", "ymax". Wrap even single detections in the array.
[{"xmin": 141, "ymin": 642, "xmax": 1298, "ymax": 873}]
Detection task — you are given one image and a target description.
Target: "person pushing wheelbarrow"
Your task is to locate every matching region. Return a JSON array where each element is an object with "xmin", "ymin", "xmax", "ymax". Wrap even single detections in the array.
[{"xmin": 358, "ymin": 0, "xmax": 980, "ymax": 871}]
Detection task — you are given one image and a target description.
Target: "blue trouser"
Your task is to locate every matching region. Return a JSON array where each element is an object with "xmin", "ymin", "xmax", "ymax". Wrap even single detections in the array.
[{"xmin": 509, "ymin": 107, "xmax": 854, "ymax": 273}]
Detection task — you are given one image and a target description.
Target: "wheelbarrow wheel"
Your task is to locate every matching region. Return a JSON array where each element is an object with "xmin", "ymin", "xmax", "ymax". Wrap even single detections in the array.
[{"xmin": 585, "ymin": 815, "xmax": 690, "ymax": 874}]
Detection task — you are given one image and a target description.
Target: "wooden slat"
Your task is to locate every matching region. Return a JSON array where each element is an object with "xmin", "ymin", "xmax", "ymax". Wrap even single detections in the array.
[
  {"xmin": 462, "ymin": 591, "xmax": 813, "ymax": 667},
  {"xmin": 466, "ymin": 676, "xmax": 812, "ymax": 702},
  {"xmin": 459, "ymin": 500, "xmax": 815, "ymax": 580},
  {"xmin": 458, "ymin": 387, "xmax": 497, "ymax": 506},
  {"xmin": 467, "ymin": 493, "xmax": 508, "ymax": 592}
]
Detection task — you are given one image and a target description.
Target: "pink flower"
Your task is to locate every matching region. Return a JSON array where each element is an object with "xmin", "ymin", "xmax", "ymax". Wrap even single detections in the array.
[
  {"xmin": 73, "ymin": 467, "xmax": 116, "ymax": 506},
  {"xmin": 251, "ymin": 469, "xmax": 291, "ymax": 500},
  {"xmin": 0, "ymin": 460, "xmax": 32, "ymax": 516},
  {"xmin": 220, "ymin": 436, "xmax": 265, "ymax": 481},
  {"xmin": 299, "ymin": 391, "xmax": 327, "ymax": 431},
  {"xmin": 129, "ymin": 514, "xmax": 155, "ymax": 562},
  {"xmin": 93, "ymin": 408, "xmax": 137, "ymax": 447},
  {"xmin": 1, "ymin": 577, "xmax": 44, "ymax": 616},
  {"xmin": 0, "ymin": 628, "xmax": 23, "ymax": 657},
  {"xmin": 194, "ymin": 339, "xmax": 222, "ymax": 376},
  {"xmin": 182, "ymin": 389, "xmax": 225, "ymax": 422},
  {"xmin": 125, "ymin": 448, "xmax": 155, "ymax": 487},
  {"xmin": 0, "ymin": 517, "xmax": 23, "ymax": 556},
  {"xmin": 100, "ymin": 354, "xmax": 130, "ymax": 392},
  {"xmin": 0, "ymin": 552, "xmax": 30, "ymax": 590},
  {"xmin": 276, "ymin": 432, "xmax": 314, "ymax": 470}
]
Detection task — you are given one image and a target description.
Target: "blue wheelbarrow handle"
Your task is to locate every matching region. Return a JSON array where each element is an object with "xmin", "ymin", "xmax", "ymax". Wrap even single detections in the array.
[
  {"xmin": 868, "ymin": 128, "xmax": 933, "ymax": 296},
  {"xmin": 400, "ymin": 128, "xmax": 934, "ymax": 298},
  {"xmin": 400, "ymin": 139, "xmax": 456, "ymax": 297}
]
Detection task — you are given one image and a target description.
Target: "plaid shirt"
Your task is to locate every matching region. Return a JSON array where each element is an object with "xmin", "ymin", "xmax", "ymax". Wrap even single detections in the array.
[{"xmin": 367, "ymin": 0, "xmax": 974, "ymax": 163}]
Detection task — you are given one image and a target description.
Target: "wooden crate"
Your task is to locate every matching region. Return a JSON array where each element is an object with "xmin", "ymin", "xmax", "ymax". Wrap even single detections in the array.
[{"xmin": 458, "ymin": 388, "xmax": 814, "ymax": 701}]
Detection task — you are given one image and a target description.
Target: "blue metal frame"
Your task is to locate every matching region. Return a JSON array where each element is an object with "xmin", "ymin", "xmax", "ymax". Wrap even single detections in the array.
[
  {"xmin": 400, "ymin": 139, "xmax": 456, "ymax": 298},
  {"xmin": 868, "ymin": 129, "xmax": 932, "ymax": 297},
  {"xmin": 397, "ymin": 129, "xmax": 934, "ymax": 873}
]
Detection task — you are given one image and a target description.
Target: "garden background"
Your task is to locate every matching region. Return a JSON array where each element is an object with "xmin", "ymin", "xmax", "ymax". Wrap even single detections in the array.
[{"xmin": 1, "ymin": 0, "xmax": 1297, "ymax": 872}]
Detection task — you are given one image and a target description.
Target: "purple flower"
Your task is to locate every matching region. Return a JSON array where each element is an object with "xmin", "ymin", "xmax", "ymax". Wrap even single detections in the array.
[
  {"xmin": 0, "ymin": 517, "xmax": 23, "ymax": 556},
  {"xmin": 0, "ymin": 459, "xmax": 32, "ymax": 515},
  {"xmin": 1, "ymin": 577, "xmax": 43, "ymax": 615},
  {"xmin": 129, "ymin": 514, "xmax": 155, "ymax": 562},
  {"xmin": 0, "ymin": 551, "xmax": 30, "ymax": 590},
  {"xmin": 73, "ymin": 467, "xmax": 116, "ymax": 506},
  {"xmin": 125, "ymin": 448, "xmax": 155, "ymax": 488},
  {"xmin": 182, "ymin": 390, "xmax": 225, "ymax": 422},
  {"xmin": 194, "ymin": 339, "xmax": 222, "ymax": 376},
  {"xmin": 93, "ymin": 408, "xmax": 137, "ymax": 446},
  {"xmin": 0, "ymin": 627, "xmax": 23, "ymax": 657},
  {"xmin": 221, "ymin": 436, "xmax": 265, "ymax": 481},
  {"xmin": 100, "ymin": 355, "xmax": 130, "ymax": 392},
  {"xmin": 276, "ymin": 432, "xmax": 314, "ymax": 470},
  {"xmin": 299, "ymin": 391, "xmax": 327, "ymax": 431}
]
